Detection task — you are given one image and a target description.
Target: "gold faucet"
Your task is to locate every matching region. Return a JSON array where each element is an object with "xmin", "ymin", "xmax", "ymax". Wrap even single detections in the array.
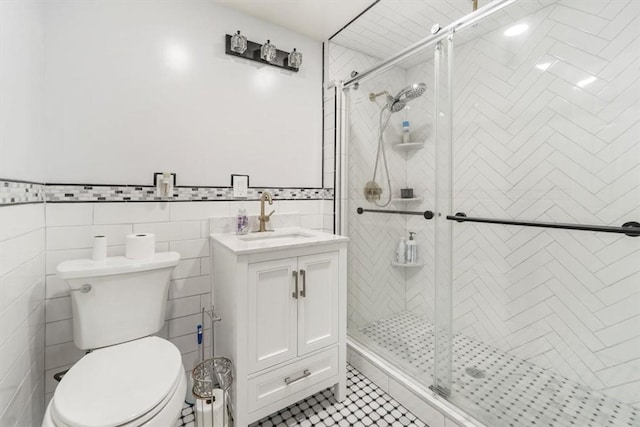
[{"xmin": 257, "ymin": 191, "xmax": 275, "ymax": 232}]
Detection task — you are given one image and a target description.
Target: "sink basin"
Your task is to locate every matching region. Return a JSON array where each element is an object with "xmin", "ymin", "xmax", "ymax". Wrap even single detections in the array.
[
  {"xmin": 210, "ymin": 227, "xmax": 349, "ymax": 255},
  {"xmin": 237, "ymin": 231, "xmax": 314, "ymax": 242}
]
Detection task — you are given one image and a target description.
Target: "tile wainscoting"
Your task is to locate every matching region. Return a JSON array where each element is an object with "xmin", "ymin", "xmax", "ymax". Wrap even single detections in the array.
[
  {"xmin": 0, "ymin": 178, "xmax": 335, "ymax": 415},
  {"xmin": 0, "ymin": 203, "xmax": 46, "ymax": 426}
]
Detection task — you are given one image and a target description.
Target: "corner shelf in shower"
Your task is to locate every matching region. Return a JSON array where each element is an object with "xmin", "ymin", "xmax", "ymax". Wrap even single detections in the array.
[
  {"xmin": 392, "ymin": 142, "xmax": 425, "ymax": 152},
  {"xmin": 391, "ymin": 261, "xmax": 424, "ymax": 268},
  {"xmin": 391, "ymin": 197, "xmax": 423, "ymax": 204}
]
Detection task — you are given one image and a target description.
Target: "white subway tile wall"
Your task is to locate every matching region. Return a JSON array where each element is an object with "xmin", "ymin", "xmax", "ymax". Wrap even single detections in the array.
[
  {"xmin": 0, "ymin": 204, "xmax": 46, "ymax": 426},
  {"xmin": 42, "ymin": 200, "xmax": 331, "ymax": 406}
]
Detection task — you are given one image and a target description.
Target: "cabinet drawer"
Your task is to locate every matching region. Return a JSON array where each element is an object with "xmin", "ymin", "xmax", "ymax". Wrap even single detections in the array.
[{"xmin": 247, "ymin": 347, "xmax": 339, "ymax": 413}]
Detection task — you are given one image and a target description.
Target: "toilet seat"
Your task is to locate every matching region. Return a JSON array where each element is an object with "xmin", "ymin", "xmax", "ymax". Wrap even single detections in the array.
[{"xmin": 50, "ymin": 336, "xmax": 183, "ymax": 427}]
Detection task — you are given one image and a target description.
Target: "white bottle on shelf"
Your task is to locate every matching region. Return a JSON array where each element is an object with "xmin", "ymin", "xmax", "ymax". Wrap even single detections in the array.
[
  {"xmin": 396, "ymin": 238, "xmax": 407, "ymax": 264},
  {"xmin": 402, "ymin": 120, "xmax": 410, "ymax": 143},
  {"xmin": 406, "ymin": 232, "xmax": 417, "ymax": 264}
]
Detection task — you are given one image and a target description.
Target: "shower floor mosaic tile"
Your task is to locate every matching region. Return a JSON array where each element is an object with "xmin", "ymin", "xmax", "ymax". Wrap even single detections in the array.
[
  {"xmin": 354, "ymin": 311, "xmax": 640, "ymax": 427},
  {"xmin": 176, "ymin": 364, "xmax": 427, "ymax": 427}
]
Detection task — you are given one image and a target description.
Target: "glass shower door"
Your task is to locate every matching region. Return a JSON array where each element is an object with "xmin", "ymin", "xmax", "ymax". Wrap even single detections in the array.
[
  {"xmin": 434, "ymin": 1, "xmax": 640, "ymax": 426},
  {"xmin": 341, "ymin": 47, "xmax": 440, "ymax": 388}
]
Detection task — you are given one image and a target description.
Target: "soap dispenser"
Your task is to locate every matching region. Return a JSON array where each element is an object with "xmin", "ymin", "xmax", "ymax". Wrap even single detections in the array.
[
  {"xmin": 236, "ymin": 208, "xmax": 249, "ymax": 235},
  {"xmin": 406, "ymin": 232, "xmax": 417, "ymax": 264}
]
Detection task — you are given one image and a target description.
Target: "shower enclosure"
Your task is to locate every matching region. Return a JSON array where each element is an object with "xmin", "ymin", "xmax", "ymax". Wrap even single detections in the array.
[{"xmin": 331, "ymin": 0, "xmax": 640, "ymax": 425}]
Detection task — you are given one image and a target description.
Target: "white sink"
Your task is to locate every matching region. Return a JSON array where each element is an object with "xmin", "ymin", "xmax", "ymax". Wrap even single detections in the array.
[
  {"xmin": 237, "ymin": 230, "xmax": 314, "ymax": 242},
  {"xmin": 210, "ymin": 227, "xmax": 349, "ymax": 255}
]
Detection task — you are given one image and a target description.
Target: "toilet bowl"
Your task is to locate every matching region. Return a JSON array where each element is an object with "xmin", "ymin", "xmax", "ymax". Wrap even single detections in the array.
[{"xmin": 42, "ymin": 336, "xmax": 186, "ymax": 427}]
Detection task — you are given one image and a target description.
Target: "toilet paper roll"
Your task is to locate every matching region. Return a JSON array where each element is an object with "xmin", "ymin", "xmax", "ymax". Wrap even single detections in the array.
[
  {"xmin": 125, "ymin": 233, "xmax": 155, "ymax": 259},
  {"xmin": 92, "ymin": 235, "xmax": 107, "ymax": 261},
  {"xmin": 195, "ymin": 389, "xmax": 225, "ymax": 427}
]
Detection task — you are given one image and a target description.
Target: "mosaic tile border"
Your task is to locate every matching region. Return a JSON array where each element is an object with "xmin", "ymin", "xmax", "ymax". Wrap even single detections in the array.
[
  {"xmin": 0, "ymin": 179, "xmax": 334, "ymax": 205},
  {"xmin": 45, "ymin": 185, "xmax": 333, "ymax": 203},
  {"xmin": 0, "ymin": 179, "xmax": 45, "ymax": 205}
]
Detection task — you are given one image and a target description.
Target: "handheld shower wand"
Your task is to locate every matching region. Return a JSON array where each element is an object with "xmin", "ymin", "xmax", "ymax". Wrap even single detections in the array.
[{"xmin": 365, "ymin": 83, "xmax": 427, "ymax": 206}]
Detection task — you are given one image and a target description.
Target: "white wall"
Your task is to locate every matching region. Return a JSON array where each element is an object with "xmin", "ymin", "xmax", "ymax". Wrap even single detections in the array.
[
  {"xmin": 43, "ymin": 0, "xmax": 323, "ymax": 187},
  {"xmin": 0, "ymin": 204, "xmax": 46, "ymax": 426},
  {"xmin": 0, "ymin": 0, "xmax": 46, "ymax": 182},
  {"xmin": 0, "ymin": 1, "xmax": 47, "ymax": 424}
]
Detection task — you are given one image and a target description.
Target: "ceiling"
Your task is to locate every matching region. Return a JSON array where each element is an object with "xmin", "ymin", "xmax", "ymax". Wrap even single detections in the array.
[
  {"xmin": 330, "ymin": 0, "xmax": 555, "ymax": 68},
  {"xmin": 218, "ymin": 0, "xmax": 376, "ymax": 41}
]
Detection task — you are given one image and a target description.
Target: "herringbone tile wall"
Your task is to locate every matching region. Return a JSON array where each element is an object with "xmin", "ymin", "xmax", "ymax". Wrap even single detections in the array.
[{"xmin": 406, "ymin": 0, "xmax": 640, "ymax": 409}]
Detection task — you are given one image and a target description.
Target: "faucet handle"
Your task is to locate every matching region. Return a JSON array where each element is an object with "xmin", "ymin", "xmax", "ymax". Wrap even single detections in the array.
[{"xmin": 267, "ymin": 210, "xmax": 275, "ymax": 219}]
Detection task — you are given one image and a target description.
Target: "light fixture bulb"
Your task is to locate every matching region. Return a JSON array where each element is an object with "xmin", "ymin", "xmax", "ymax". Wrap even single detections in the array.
[
  {"xmin": 288, "ymin": 48, "xmax": 303, "ymax": 69},
  {"xmin": 230, "ymin": 30, "xmax": 247, "ymax": 54},
  {"xmin": 261, "ymin": 40, "xmax": 277, "ymax": 62}
]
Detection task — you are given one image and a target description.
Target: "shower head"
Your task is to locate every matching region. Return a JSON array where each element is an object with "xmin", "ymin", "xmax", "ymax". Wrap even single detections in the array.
[
  {"xmin": 369, "ymin": 82, "xmax": 427, "ymax": 113},
  {"xmin": 388, "ymin": 100, "xmax": 407, "ymax": 113},
  {"xmin": 387, "ymin": 82, "xmax": 427, "ymax": 112},
  {"xmin": 397, "ymin": 83, "xmax": 427, "ymax": 102}
]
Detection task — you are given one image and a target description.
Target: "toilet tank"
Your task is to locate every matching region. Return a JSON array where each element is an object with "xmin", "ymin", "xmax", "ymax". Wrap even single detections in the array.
[{"xmin": 57, "ymin": 252, "xmax": 180, "ymax": 350}]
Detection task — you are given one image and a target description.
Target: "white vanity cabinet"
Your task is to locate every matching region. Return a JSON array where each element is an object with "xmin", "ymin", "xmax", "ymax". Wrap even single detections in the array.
[{"xmin": 210, "ymin": 228, "xmax": 348, "ymax": 427}]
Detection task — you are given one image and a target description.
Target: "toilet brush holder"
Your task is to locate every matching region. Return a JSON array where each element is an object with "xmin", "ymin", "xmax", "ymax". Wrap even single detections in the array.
[{"xmin": 192, "ymin": 357, "xmax": 233, "ymax": 427}]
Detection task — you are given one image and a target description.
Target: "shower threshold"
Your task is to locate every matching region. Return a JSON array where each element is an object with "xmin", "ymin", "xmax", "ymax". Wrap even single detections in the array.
[{"xmin": 353, "ymin": 312, "xmax": 639, "ymax": 427}]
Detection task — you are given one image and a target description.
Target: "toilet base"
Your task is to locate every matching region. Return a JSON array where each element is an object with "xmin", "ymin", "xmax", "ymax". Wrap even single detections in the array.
[{"xmin": 42, "ymin": 370, "xmax": 187, "ymax": 427}]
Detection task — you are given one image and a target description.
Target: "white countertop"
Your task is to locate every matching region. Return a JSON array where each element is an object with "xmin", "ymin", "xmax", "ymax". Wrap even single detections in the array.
[{"xmin": 210, "ymin": 227, "xmax": 349, "ymax": 255}]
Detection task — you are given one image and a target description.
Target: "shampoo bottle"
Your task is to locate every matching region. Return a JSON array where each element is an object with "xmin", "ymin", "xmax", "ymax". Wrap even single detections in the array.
[
  {"xmin": 406, "ymin": 232, "xmax": 417, "ymax": 264},
  {"xmin": 402, "ymin": 120, "xmax": 411, "ymax": 143}
]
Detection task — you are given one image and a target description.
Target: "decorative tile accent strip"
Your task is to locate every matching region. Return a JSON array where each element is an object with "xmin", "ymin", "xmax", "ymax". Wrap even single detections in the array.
[
  {"xmin": 45, "ymin": 184, "xmax": 334, "ymax": 203},
  {"xmin": 0, "ymin": 179, "xmax": 45, "ymax": 205},
  {"xmin": 0, "ymin": 179, "xmax": 333, "ymax": 205}
]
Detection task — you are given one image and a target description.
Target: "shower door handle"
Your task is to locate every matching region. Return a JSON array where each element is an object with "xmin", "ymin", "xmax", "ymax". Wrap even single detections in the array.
[{"xmin": 292, "ymin": 271, "xmax": 299, "ymax": 299}]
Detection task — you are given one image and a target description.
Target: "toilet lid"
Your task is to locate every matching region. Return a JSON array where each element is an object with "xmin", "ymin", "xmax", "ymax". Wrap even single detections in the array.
[{"xmin": 52, "ymin": 336, "xmax": 183, "ymax": 427}]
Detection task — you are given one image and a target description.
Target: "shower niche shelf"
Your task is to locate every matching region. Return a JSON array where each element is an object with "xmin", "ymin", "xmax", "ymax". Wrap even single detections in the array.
[
  {"xmin": 392, "ymin": 142, "xmax": 425, "ymax": 152},
  {"xmin": 391, "ymin": 261, "xmax": 423, "ymax": 268},
  {"xmin": 391, "ymin": 197, "xmax": 423, "ymax": 204}
]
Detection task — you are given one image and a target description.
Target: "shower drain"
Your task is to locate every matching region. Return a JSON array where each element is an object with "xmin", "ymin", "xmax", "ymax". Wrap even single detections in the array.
[{"xmin": 465, "ymin": 367, "xmax": 486, "ymax": 379}]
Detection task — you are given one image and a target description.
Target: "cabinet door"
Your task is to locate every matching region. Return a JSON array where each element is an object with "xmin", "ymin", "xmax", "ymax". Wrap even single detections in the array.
[
  {"xmin": 297, "ymin": 251, "xmax": 339, "ymax": 356},
  {"xmin": 248, "ymin": 257, "xmax": 298, "ymax": 373}
]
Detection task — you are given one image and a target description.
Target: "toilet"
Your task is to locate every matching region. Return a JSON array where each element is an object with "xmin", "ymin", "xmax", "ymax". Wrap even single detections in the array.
[{"xmin": 42, "ymin": 252, "xmax": 186, "ymax": 427}]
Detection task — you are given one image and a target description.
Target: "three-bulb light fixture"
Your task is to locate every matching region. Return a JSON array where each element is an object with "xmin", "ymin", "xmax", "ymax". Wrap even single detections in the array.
[{"xmin": 228, "ymin": 30, "xmax": 303, "ymax": 70}]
